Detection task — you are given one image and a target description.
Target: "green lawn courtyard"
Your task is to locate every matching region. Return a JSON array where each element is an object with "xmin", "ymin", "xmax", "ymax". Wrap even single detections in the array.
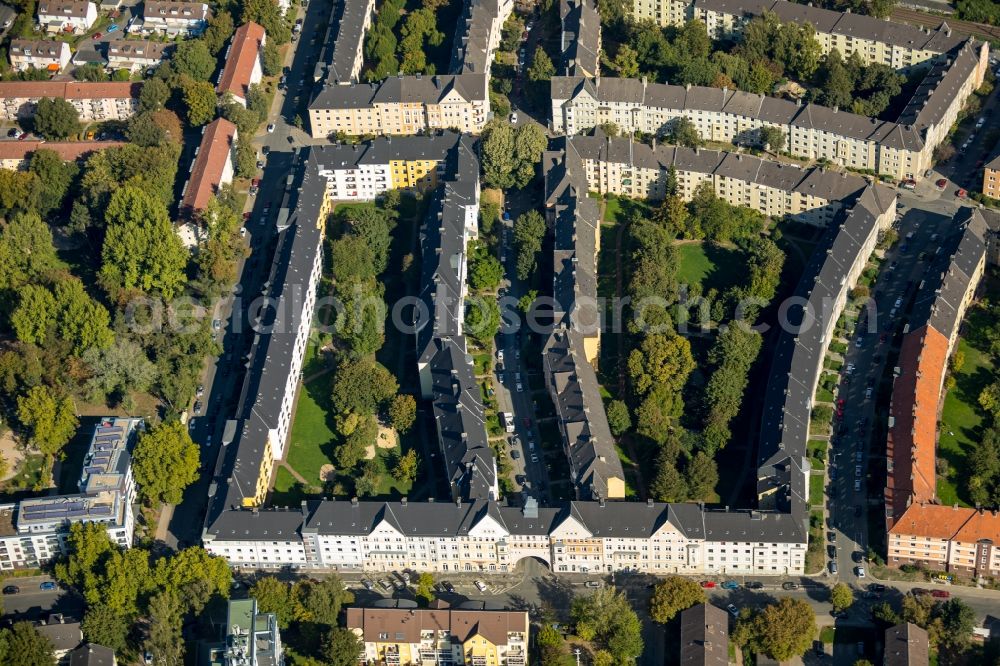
[
  {"xmin": 675, "ymin": 242, "xmax": 743, "ymax": 294},
  {"xmin": 937, "ymin": 305, "xmax": 997, "ymax": 506}
]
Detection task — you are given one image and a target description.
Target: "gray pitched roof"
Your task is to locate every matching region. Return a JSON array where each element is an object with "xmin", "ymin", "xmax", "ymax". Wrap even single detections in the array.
[
  {"xmin": 560, "ymin": 0, "xmax": 600, "ymax": 76},
  {"xmin": 897, "ymin": 40, "xmax": 983, "ymax": 132},
  {"xmin": 311, "ymin": 74, "xmax": 488, "ymax": 111},
  {"xmin": 450, "ymin": 0, "xmax": 502, "ymax": 75},
  {"xmin": 680, "ymin": 604, "xmax": 729, "ymax": 666},
  {"xmin": 69, "ymin": 644, "xmax": 116, "ymax": 666},
  {"xmin": 327, "ymin": 0, "xmax": 373, "ymax": 83}
]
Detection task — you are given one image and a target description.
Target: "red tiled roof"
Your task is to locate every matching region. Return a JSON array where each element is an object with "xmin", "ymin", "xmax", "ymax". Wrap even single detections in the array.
[
  {"xmin": 952, "ymin": 508, "xmax": 1000, "ymax": 544},
  {"xmin": 0, "ymin": 140, "xmax": 125, "ymax": 162},
  {"xmin": 886, "ymin": 324, "xmax": 948, "ymax": 526},
  {"xmin": 216, "ymin": 22, "xmax": 265, "ymax": 101},
  {"xmin": 888, "ymin": 503, "xmax": 976, "ymax": 539},
  {"xmin": 181, "ymin": 117, "xmax": 237, "ymax": 214},
  {"xmin": 0, "ymin": 81, "xmax": 141, "ymax": 99}
]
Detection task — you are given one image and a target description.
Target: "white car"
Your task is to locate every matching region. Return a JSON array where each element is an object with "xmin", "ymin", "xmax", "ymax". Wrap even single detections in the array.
[
  {"xmin": 516, "ymin": 382, "xmax": 523, "ymax": 392},
  {"xmin": 855, "ymin": 566, "xmax": 866, "ymax": 578},
  {"xmin": 531, "ymin": 453, "xmax": 539, "ymax": 463},
  {"xmin": 475, "ymin": 580, "xmax": 488, "ymax": 592},
  {"xmin": 240, "ymin": 227, "xmax": 247, "ymax": 238},
  {"xmin": 267, "ymin": 123, "xmax": 276, "ymax": 133},
  {"xmin": 509, "ymin": 112, "xmax": 518, "ymax": 124},
  {"xmin": 497, "ymin": 349, "xmax": 504, "ymax": 363}
]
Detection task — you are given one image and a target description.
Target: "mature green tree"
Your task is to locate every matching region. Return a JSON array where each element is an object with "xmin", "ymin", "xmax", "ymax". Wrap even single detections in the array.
[
  {"xmin": 146, "ymin": 588, "xmax": 185, "ymax": 666},
  {"xmin": 702, "ymin": 324, "xmax": 762, "ymax": 453},
  {"xmin": 968, "ymin": 427, "xmax": 1000, "ymax": 507},
  {"xmin": 97, "ymin": 547, "xmax": 152, "ymax": 617},
  {"xmin": 388, "ymin": 394, "xmax": 417, "ymax": 433},
  {"xmin": 34, "ymin": 97, "xmax": 80, "ymax": 139},
  {"xmin": 816, "ymin": 50, "xmax": 854, "ymax": 110},
  {"xmin": 331, "ymin": 234, "xmax": 377, "ymax": 284},
  {"xmin": 759, "ymin": 126, "xmax": 786, "ymax": 152},
  {"xmin": 399, "ymin": 8, "xmax": 444, "ymax": 74},
  {"xmin": 649, "ymin": 576, "xmax": 706, "ymax": 623},
  {"xmin": 53, "ymin": 278, "xmax": 115, "ymax": 355},
  {"xmin": 241, "ymin": 0, "xmax": 292, "ymax": 44},
  {"xmin": 202, "ymin": 10, "xmax": 235, "ymax": 55},
  {"xmin": 627, "ymin": 331, "xmax": 695, "ymax": 396},
  {"xmin": 733, "ymin": 598, "xmax": 816, "ymax": 661},
  {"xmin": 28, "ymin": 148, "xmax": 78, "ymax": 215},
  {"xmin": 869, "ymin": 0, "xmax": 896, "ymax": 18},
  {"xmin": 81, "ymin": 603, "xmax": 130, "ymax": 653},
  {"xmin": 470, "ymin": 253, "xmax": 504, "ymax": 291},
  {"xmin": 0, "ymin": 169, "xmax": 42, "ymax": 215},
  {"xmin": 153, "ymin": 545, "xmax": 231, "ymax": 612},
  {"xmin": 481, "ymin": 120, "xmax": 516, "ymax": 189},
  {"xmin": 332, "ymin": 358, "xmax": 398, "ymax": 415},
  {"xmin": 570, "ymin": 588, "xmax": 643, "ymax": 663},
  {"xmin": 415, "ymin": 572, "xmax": 435, "ymax": 605},
  {"xmin": 936, "ymin": 598, "xmax": 976, "ymax": 653},
  {"xmin": 527, "ymin": 47, "xmax": 555, "ymax": 81},
  {"xmin": 392, "ymin": 448, "xmax": 419, "ymax": 483},
  {"xmin": 830, "ymin": 583, "xmax": 854, "ymax": 612},
  {"xmin": 234, "ymin": 139, "xmax": 258, "ymax": 179},
  {"xmin": 465, "ymin": 296, "xmax": 501, "ymax": 346},
  {"xmin": 651, "ymin": 449, "xmax": 687, "ymax": 501},
  {"xmin": 537, "ymin": 624, "xmax": 570, "ymax": 666},
  {"xmin": 11, "ymin": 285, "xmax": 56, "ymax": 346},
  {"xmin": 196, "ymin": 195, "xmax": 245, "ymax": 292},
  {"xmin": 0, "ymin": 211, "xmax": 59, "ymax": 290},
  {"xmin": 180, "ymin": 76, "xmax": 218, "ymax": 126},
  {"xmin": 342, "ymin": 206, "xmax": 394, "ymax": 274},
  {"xmin": 686, "ymin": 451, "xmax": 718, "ymax": 500},
  {"xmin": 100, "ymin": 185, "xmax": 188, "ymax": 300},
  {"xmin": 139, "ymin": 77, "xmax": 171, "ymax": 112},
  {"xmin": 512, "ymin": 123, "xmax": 547, "ymax": 187},
  {"xmin": 82, "ymin": 340, "xmax": 157, "ymax": 403},
  {"xmin": 606, "ymin": 400, "xmax": 631, "ymax": 437},
  {"xmin": 132, "ymin": 421, "xmax": 200, "ymax": 505},
  {"xmin": 172, "ymin": 39, "xmax": 216, "ymax": 80},
  {"xmin": 513, "ymin": 210, "xmax": 546, "ymax": 281},
  {"xmin": 74, "ymin": 62, "xmax": 109, "ymax": 81},
  {"xmin": 298, "ymin": 575, "xmax": 353, "ymax": 625},
  {"xmin": 613, "ymin": 44, "xmax": 640, "ymax": 78},
  {"xmin": 667, "ymin": 116, "xmax": 702, "ymax": 148},
  {"xmin": 262, "ymin": 40, "xmax": 283, "ymax": 76},
  {"xmin": 1, "ymin": 622, "xmax": 54, "ymax": 666},
  {"xmin": 324, "ymin": 627, "xmax": 363, "ymax": 666},
  {"xmin": 979, "ymin": 381, "xmax": 1000, "ymax": 419},
  {"xmin": 126, "ymin": 112, "xmax": 168, "ymax": 147},
  {"xmin": 17, "ymin": 386, "xmax": 77, "ymax": 456},
  {"xmin": 871, "ymin": 601, "xmax": 902, "ymax": 628},
  {"xmin": 53, "ymin": 522, "xmax": 114, "ymax": 600},
  {"xmin": 251, "ymin": 577, "xmax": 295, "ymax": 628}
]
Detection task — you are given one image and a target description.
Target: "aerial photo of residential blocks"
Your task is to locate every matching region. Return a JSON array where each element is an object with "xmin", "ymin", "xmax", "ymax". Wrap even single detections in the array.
[{"xmin": 0, "ymin": 0, "xmax": 1000, "ymax": 662}]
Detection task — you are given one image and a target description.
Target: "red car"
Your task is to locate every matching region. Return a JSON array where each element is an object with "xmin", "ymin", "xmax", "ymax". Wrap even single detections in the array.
[
  {"xmin": 91, "ymin": 32, "xmax": 102, "ymax": 39},
  {"xmin": 956, "ymin": 188, "xmax": 968, "ymax": 198},
  {"xmin": 935, "ymin": 179, "xmax": 947, "ymax": 189},
  {"xmin": 931, "ymin": 590, "xmax": 950, "ymax": 598},
  {"xmin": 699, "ymin": 581, "xmax": 716, "ymax": 588},
  {"xmin": 837, "ymin": 399, "xmax": 845, "ymax": 408}
]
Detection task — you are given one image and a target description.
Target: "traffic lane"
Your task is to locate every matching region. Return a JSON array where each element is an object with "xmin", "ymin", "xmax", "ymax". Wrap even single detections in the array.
[{"xmin": 0, "ymin": 580, "xmax": 83, "ymax": 622}]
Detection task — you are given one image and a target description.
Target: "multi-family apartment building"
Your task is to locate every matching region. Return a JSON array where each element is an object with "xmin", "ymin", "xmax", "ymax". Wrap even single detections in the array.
[
  {"xmin": 449, "ymin": 0, "xmax": 513, "ymax": 77},
  {"xmin": 0, "ymin": 81, "xmax": 142, "ymax": 122},
  {"xmin": 106, "ymin": 39, "xmax": 174, "ymax": 73},
  {"xmin": 983, "ymin": 153, "xmax": 1000, "ymax": 200},
  {"xmin": 415, "ymin": 136, "xmax": 497, "ymax": 502},
  {"xmin": 680, "ymin": 604, "xmax": 729, "ymax": 666},
  {"xmin": 346, "ymin": 607, "xmax": 528, "ymax": 666},
  {"xmin": 9, "ymin": 39, "xmax": 71, "ymax": 72},
  {"xmin": 217, "ymin": 22, "xmax": 266, "ymax": 106},
  {"xmin": 560, "ymin": 0, "xmax": 600, "ymax": 77},
  {"xmin": 37, "ymin": 0, "xmax": 97, "ymax": 34},
  {"xmin": 320, "ymin": 0, "xmax": 375, "ymax": 84},
  {"xmin": 562, "ymin": 132, "xmax": 884, "ymax": 225},
  {"xmin": 308, "ymin": 74, "xmax": 489, "ymax": 138},
  {"xmin": 180, "ymin": 117, "xmax": 238, "ymax": 216},
  {"xmin": 206, "ymin": 599, "xmax": 284, "ymax": 666},
  {"xmin": 314, "ymin": 132, "xmax": 462, "ymax": 200},
  {"xmin": 0, "ymin": 417, "xmax": 143, "ymax": 570},
  {"xmin": 887, "ymin": 504, "xmax": 1000, "ymax": 577},
  {"xmin": 542, "ymin": 140, "xmax": 626, "ymax": 500},
  {"xmin": 551, "ymin": 39, "xmax": 988, "ymax": 181},
  {"xmin": 636, "ymin": 0, "xmax": 963, "ymax": 70},
  {"xmin": 0, "ymin": 140, "xmax": 125, "ymax": 170},
  {"xmin": 203, "ymin": 496, "xmax": 808, "ymax": 575},
  {"xmin": 135, "ymin": 0, "xmax": 210, "ymax": 37}
]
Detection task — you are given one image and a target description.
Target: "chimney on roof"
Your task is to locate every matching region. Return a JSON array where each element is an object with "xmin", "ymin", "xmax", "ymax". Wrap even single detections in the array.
[
  {"xmin": 401, "ymin": 496, "xmax": 408, "ymax": 506},
  {"xmin": 647, "ymin": 498, "xmax": 653, "ymax": 507},
  {"xmin": 599, "ymin": 497, "xmax": 605, "ymax": 507},
  {"xmin": 456, "ymin": 497, "xmax": 462, "ymax": 508},
  {"xmin": 351, "ymin": 497, "xmax": 359, "ymax": 506}
]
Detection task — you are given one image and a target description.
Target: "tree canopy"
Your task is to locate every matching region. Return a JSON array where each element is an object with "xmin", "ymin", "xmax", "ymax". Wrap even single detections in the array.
[{"xmin": 132, "ymin": 420, "xmax": 200, "ymax": 505}]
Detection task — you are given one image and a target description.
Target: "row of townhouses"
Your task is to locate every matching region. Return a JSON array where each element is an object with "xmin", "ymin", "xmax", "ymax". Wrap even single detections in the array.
[
  {"xmin": 36, "ymin": 0, "xmax": 97, "ymax": 34},
  {"xmin": 414, "ymin": 136, "xmax": 500, "ymax": 502},
  {"xmin": 0, "ymin": 417, "xmax": 143, "ymax": 570},
  {"xmin": 308, "ymin": 74, "xmax": 490, "ymax": 139},
  {"xmin": 551, "ymin": 38, "xmax": 988, "ymax": 181},
  {"xmin": 541, "ymin": 140, "xmax": 627, "ymax": 500},
  {"xmin": 636, "ymin": 0, "xmax": 964, "ymax": 70},
  {"xmin": 317, "ymin": 0, "xmax": 375, "ymax": 85},
  {"xmin": 9, "ymin": 38, "xmax": 173, "ymax": 74},
  {"xmin": 0, "ymin": 80, "xmax": 141, "ymax": 122},
  {"xmin": 559, "ymin": 0, "xmax": 600, "ymax": 78},
  {"xmin": 449, "ymin": 0, "xmax": 514, "ymax": 77},
  {"xmin": 884, "ymin": 208, "xmax": 1000, "ymax": 577},
  {"xmin": 346, "ymin": 606, "xmax": 528, "ymax": 666},
  {"xmin": 217, "ymin": 21, "xmax": 266, "ymax": 107},
  {"xmin": 0, "ymin": 139, "xmax": 124, "ymax": 170},
  {"xmin": 561, "ymin": 131, "xmax": 889, "ymax": 225},
  {"xmin": 203, "ymin": 496, "xmax": 808, "ymax": 575},
  {"xmin": 131, "ymin": 0, "xmax": 210, "ymax": 37}
]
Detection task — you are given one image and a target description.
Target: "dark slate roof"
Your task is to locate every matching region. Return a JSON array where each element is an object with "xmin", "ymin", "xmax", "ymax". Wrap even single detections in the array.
[
  {"xmin": 311, "ymin": 74, "xmax": 488, "ymax": 110},
  {"xmin": 896, "ymin": 40, "xmax": 984, "ymax": 132},
  {"xmin": 560, "ymin": 0, "xmax": 600, "ymax": 76},
  {"xmin": 909, "ymin": 207, "xmax": 987, "ymax": 341},
  {"xmin": 680, "ymin": 604, "xmax": 729, "ymax": 666},
  {"xmin": 757, "ymin": 181, "xmax": 894, "ymax": 520},
  {"xmin": 206, "ymin": 505, "xmax": 307, "ymax": 542},
  {"xmin": 450, "ymin": 0, "xmax": 502, "ymax": 75},
  {"xmin": 694, "ymin": 0, "xmax": 964, "ymax": 54},
  {"xmin": 69, "ymin": 644, "xmax": 116, "ymax": 666},
  {"xmin": 416, "ymin": 136, "xmax": 496, "ymax": 502},
  {"xmin": 327, "ymin": 0, "xmax": 373, "ymax": 83},
  {"xmin": 884, "ymin": 623, "xmax": 930, "ymax": 666}
]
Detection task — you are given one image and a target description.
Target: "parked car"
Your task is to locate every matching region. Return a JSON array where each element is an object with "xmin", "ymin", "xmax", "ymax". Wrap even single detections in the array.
[
  {"xmin": 721, "ymin": 581, "xmax": 739, "ymax": 590},
  {"xmin": 935, "ymin": 178, "xmax": 947, "ymax": 189},
  {"xmin": 956, "ymin": 188, "xmax": 968, "ymax": 198},
  {"xmin": 362, "ymin": 579, "xmax": 374, "ymax": 591},
  {"xmin": 726, "ymin": 604, "xmax": 739, "ymax": 618},
  {"xmin": 931, "ymin": 589, "xmax": 950, "ymax": 598},
  {"xmin": 745, "ymin": 581, "xmax": 763, "ymax": 589},
  {"xmin": 699, "ymin": 581, "xmax": 716, "ymax": 588},
  {"xmin": 585, "ymin": 580, "xmax": 601, "ymax": 588},
  {"xmin": 474, "ymin": 580, "xmax": 488, "ymax": 592},
  {"xmin": 869, "ymin": 584, "xmax": 887, "ymax": 593},
  {"xmin": 855, "ymin": 566, "xmax": 866, "ymax": 578},
  {"xmin": 2, "ymin": 585, "xmax": 19, "ymax": 594},
  {"xmin": 828, "ymin": 561, "xmax": 838, "ymax": 574},
  {"xmin": 443, "ymin": 581, "xmax": 456, "ymax": 593},
  {"xmin": 781, "ymin": 582, "xmax": 799, "ymax": 590}
]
